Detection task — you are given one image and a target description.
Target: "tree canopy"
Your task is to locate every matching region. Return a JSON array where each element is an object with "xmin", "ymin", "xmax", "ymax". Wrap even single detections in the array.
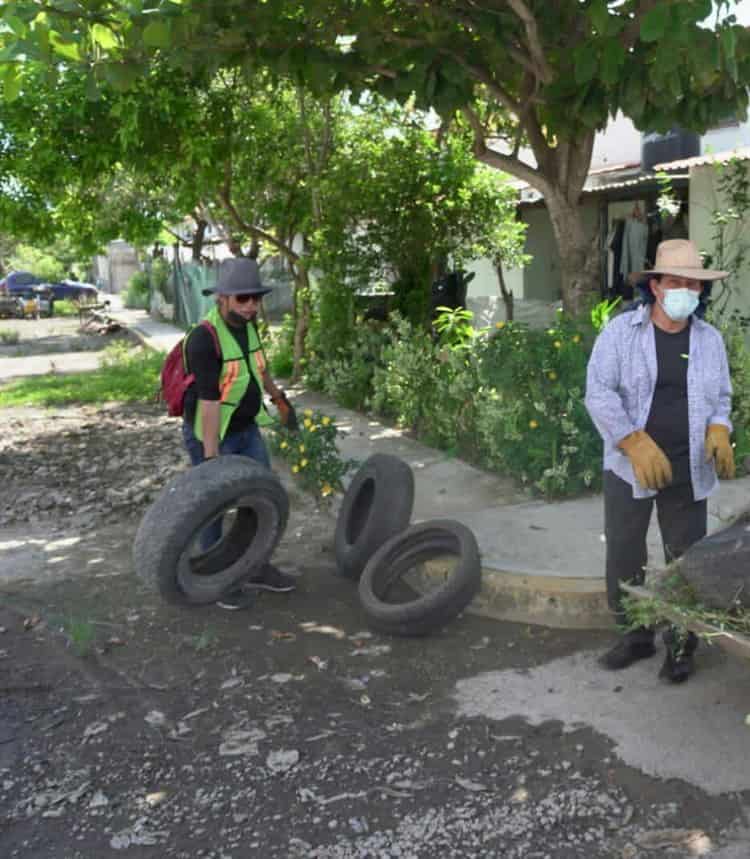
[{"xmin": 2, "ymin": 1, "xmax": 749, "ymax": 310}]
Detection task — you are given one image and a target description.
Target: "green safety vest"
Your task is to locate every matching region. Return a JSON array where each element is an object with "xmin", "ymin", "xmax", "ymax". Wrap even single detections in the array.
[{"xmin": 193, "ymin": 305, "xmax": 274, "ymax": 442}]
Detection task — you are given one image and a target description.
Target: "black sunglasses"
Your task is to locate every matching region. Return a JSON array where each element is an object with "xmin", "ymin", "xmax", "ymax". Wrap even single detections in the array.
[{"xmin": 232, "ymin": 293, "xmax": 261, "ymax": 304}]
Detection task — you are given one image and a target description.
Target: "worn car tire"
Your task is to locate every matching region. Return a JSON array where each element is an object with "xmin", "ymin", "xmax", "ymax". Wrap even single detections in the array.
[
  {"xmin": 133, "ymin": 455, "xmax": 289, "ymax": 605},
  {"xmin": 358, "ymin": 519, "xmax": 481, "ymax": 637},
  {"xmin": 334, "ymin": 453, "xmax": 414, "ymax": 580}
]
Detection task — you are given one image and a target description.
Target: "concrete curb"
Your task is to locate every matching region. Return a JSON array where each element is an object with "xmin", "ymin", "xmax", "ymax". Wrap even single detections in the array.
[{"xmin": 416, "ymin": 560, "xmax": 613, "ymax": 631}]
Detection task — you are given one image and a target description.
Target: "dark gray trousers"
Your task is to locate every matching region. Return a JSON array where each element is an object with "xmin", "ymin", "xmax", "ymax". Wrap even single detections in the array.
[{"xmin": 603, "ymin": 470, "xmax": 707, "ymax": 637}]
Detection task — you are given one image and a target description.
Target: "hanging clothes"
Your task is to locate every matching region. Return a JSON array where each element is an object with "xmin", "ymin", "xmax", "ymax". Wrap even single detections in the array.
[{"xmin": 619, "ymin": 216, "xmax": 649, "ymax": 281}]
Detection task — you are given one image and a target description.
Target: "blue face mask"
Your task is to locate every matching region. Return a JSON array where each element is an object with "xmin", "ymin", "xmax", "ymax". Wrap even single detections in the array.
[{"xmin": 660, "ymin": 288, "xmax": 700, "ymax": 321}]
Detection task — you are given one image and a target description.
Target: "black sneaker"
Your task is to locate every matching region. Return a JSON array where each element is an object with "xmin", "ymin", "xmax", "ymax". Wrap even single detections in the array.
[
  {"xmin": 598, "ymin": 638, "xmax": 656, "ymax": 670},
  {"xmin": 247, "ymin": 564, "xmax": 297, "ymax": 593},
  {"xmin": 216, "ymin": 587, "xmax": 256, "ymax": 611},
  {"xmin": 659, "ymin": 629, "xmax": 698, "ymax": 684}
]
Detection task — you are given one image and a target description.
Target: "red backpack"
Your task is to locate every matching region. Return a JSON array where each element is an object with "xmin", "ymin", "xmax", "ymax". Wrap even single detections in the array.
[{"xmin": 159, "ymin": 321, "xmax": 220, "ymax": 417}]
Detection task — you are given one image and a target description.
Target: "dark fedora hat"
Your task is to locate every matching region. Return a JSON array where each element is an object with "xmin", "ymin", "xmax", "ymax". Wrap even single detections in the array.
[{"xmin": 203, "ymin": 258, "xmax": 272, "ymax": 297}]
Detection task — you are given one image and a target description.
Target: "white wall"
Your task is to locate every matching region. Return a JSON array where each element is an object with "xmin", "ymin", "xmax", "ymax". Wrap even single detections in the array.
[{"xmin": 701, "ymin": 121, "xmax": 750, "ymax": 156}]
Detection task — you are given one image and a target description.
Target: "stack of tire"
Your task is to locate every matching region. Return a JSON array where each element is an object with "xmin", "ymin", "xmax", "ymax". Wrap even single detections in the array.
[{"xmin": 335, "ymin": 454, "xmax": 482, "ymax": 636}]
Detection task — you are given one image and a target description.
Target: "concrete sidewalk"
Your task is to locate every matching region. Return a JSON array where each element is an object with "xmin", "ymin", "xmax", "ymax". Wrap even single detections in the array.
[{"xmin": 113, "ymin": 303, "xmax": 750, "ymax": 629}]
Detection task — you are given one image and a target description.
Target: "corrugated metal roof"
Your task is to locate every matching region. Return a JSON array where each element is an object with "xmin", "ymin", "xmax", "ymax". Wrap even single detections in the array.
[
  {"xmin": 585, "ymin": 173, "xmax": 688, "ymax": 193},
  {"xmin": 653, "ymin": 146, "xmax": 750, "ymax": 171}
]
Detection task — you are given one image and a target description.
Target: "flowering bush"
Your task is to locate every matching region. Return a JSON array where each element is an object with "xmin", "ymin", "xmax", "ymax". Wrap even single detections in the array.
[
  {"xmin": 268, "ymin": 409, "xmax": 357, "ymax": 501},
  {"xmin": 476, "ymin": 313, "xmax": 602, "ymax": 495}
]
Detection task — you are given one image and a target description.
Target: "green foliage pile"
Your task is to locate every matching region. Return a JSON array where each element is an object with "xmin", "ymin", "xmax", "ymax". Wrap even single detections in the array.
[
  {"xmin": 623, "ymin": 573, "xmax": 750, "ymax": 640},
  {"xmin": 0, "ymin": 342, "xmax": 162, "ymax": 407}
]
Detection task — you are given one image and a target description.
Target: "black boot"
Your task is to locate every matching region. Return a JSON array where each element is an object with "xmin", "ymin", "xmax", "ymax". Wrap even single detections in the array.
[
  {"xmin": 659, "ymin": 628, "xmax": 698, "ymax": 683},
  {"xmin": 599, "ymin": 629, "xmax": 656, "ymax": 670}
]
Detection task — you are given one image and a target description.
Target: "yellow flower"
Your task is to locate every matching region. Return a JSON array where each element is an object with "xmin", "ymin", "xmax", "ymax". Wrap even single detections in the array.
[
  {"xmin": 495, "ymin": 321, "xmax": 505, "ymax": 329},
  {"xmin": 303, "ymin": 418, "xmax": 312, "ymax": 429},
  {"xmin": 310, "ymin": 425, "xmax": 317, "ymax": 432},
  {"xmin": 554, "ymin": 340, "xmax": 562, "ymax": 349},
  {"xmin": 321, "ymin": 416, "xmax": 331, "ymax": 426},
  {"xmin": 304, "ymin": 409, "xmax": 313, "ymax": 417},
  {"xmin": 321, "ymin": 483, "xmax": 333, "ymax": 497},
  {"xmin": 299, "ymin": 444, "xmax": 305, "ymax": 453},
  {"xmin": 529, "ymin": 419, "xmax": 539, "ymax": 429},
  {"xmin": 572, "ymin": 334, "xmax": 581, "ymax": 344},
  {"xmin": 291, "ymin": 465, "xmax": 299, "ymax": 474},
  {"xmin": 300, "ymin": 458, "xmax": 308, "ymax": 468},
  {"xmin": 280, "ymin": 441, "xmax": 288, "ymax": 450},
  {"xmin": 548, "ymin": 371, "xmax": 557, "ymax": 381}
]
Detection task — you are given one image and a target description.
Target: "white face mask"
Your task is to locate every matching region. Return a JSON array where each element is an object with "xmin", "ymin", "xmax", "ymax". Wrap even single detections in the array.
[{"xmin": 659, "ymin": 287, "xmax": 700, "ymax": 321}]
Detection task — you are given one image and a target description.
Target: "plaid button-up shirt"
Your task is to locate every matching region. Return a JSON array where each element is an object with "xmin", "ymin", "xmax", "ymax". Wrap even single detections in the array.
[{"xmin": 585, "ymin": 303, "xmax": 732, "ymax": 500}]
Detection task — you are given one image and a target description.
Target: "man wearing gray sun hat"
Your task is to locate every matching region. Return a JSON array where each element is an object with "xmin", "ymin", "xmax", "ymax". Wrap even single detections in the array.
[
  {"xmin": 585, "ymin": 239, "xmax": 734, "ymax": 682},
  {"xmin": 183, "ymin": 256, "xmax": 298, "ymax": 608}
]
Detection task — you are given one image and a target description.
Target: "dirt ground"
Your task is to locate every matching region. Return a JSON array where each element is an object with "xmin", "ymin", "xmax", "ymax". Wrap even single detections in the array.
[{"xmin": 1, "ymin": 329, "xmax": 749, "ymax": 858}]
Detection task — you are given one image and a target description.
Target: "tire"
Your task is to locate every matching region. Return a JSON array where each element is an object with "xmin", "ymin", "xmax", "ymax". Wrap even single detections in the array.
[
  {"xmin": 358, "ymin": 520, "xmax": 481, "ymax": 637},
  {"xmin": 133, "ymin": 455, "xmax": 289, "ymax": 605},
  {"xmin": 334, "ymin": 453, "xmax": 414, "ymax": 580}
]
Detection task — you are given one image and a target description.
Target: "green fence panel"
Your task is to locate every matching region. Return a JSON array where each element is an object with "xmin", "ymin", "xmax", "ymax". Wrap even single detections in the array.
[{"xmin": 173, "ymin": 262, "xmax": 216, "ymax": 327}]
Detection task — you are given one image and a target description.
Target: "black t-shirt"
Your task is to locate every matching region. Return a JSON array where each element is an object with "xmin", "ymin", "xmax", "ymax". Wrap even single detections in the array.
[
  {"xmin": 646, "ymin": 322, "xmax": 691, "ymax": 485},
  {"xmin": 183, "ymin": 322, "xmax": 262, "ymax": 436}
]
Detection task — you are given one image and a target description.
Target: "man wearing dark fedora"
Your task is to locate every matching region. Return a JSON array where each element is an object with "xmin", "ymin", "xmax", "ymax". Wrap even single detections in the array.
[
  {"xmin": 585, "ymin": 239, "xmax": 735, "ymax": 682},
  {"xmin": 183, "ymin": 256, "xmax": 297, "ymax": 608}
]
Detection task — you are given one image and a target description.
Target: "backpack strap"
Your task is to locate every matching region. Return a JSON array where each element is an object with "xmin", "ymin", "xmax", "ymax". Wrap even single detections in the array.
[
  {"xmin": 199, "ymin": 320, "xmax": 221, "ymax": 357},
  {"xmin": 181, "ymin": 320, "xmax": 221, "ymax": 374}
]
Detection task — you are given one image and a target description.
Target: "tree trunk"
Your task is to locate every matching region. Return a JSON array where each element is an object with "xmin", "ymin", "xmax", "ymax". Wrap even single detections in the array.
[
  {"xmin": 192, "ymin": 218, "xmax": 207, "ymax": 262},
  {"xmin": 494, "ymin": 259, "xmax": 514, "ymax": 322},
  {"xmin": 290, "ymin": 260, "xmax": 311, "ymax": 382},
  {"xmin": 544, "ymin": 190, "xmax": 601, "ymax": 315}
]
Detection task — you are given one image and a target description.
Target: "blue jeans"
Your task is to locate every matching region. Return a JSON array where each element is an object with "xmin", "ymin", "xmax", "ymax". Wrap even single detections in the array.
[{"xmin": 182, "ymin": 420, "xmax": 271, "ymax": 549}]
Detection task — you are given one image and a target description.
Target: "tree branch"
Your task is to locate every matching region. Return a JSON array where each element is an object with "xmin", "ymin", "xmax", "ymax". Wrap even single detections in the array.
[
  {"xmin": 503, "ymin": 0, "xmax": 554, "ymax": 83},
  {"xmin": 217, "ymin": 189, "xmax": 300, "ymax": 264},
  {"xmin": 462, "ymin": 105, "xmax": 551, "ymax": 195}
]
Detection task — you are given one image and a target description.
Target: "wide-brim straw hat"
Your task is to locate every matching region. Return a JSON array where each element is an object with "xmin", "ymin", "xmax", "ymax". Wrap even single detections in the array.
[{"xmin": 630, "ymin": 239, "xmax": 728, "ymax": 282}]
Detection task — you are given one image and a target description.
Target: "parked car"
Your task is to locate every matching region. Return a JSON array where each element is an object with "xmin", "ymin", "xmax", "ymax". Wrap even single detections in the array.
[
  {"xmin": 0, "ymin": 271, "xmax": 44, "ymax": 294},
  {"xmin": 47, "ymin": 279, "xmax": 99, "ymax": 303}
]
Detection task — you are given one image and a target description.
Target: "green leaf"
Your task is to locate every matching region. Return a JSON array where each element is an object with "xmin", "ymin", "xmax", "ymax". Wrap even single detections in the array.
[
  {"xmin": 588, "ymin": 0, "xmax": 609, "ymax": 35},
  {"xmin": 91, "ymin": 23, "xmax": 119, "ymax": 51},
  {"xmin": 640, "ymin": 5, "xmax": 670, "ymax": 43},
  {"xmin": 720, "ymin": 26, "xmax": 737, "ymax": 61},
  {"xmin": 2, "ymin": 64, "xmax": 21, "ymax": 101},
  {"xmin": 4, "ymin": 16, "xmax": 26, "ymax": 37},
  {"xmin": 574, "ymin": 44, "xmax": 597, "ymax": 85},
  {"xmin": 142, "ymin": 20, "xmax": 171, "ymax": 48},
  {"xmin": 599, "ymin": 40, "xmax": 625, "ymax": 86},
  {"xmin": 49, "ymin": 31, "xmax": 81, "ymax": 61}
]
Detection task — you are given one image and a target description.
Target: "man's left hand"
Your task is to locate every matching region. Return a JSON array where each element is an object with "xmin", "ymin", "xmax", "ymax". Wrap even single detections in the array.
[
  {"xmin": 705, "ymin": 424, "xmax": 735, "ymax": 479},
  {"xmin": 272, "ymin": 391, "xmax": 299, "ymax": 432}
]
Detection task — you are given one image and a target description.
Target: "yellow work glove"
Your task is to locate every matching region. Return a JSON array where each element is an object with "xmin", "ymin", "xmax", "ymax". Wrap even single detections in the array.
[
  {"xmin": 618, "ymin": 430, "xmax": 673, "ymax": 490},
  {"xmin": 705, "ymin": 424, "xmax": 735, "ymax": 479}
]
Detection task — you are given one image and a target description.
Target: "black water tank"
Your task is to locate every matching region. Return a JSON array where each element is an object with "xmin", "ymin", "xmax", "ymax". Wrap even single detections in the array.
[{"xmin": 641, "ymin": 128, "xmax": 700, "ymax": 171}]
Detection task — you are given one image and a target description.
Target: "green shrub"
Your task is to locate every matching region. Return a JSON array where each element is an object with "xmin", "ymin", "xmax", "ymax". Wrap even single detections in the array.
[
  {"xmin": 123, "ymin": 271, "xmax": 150, "ymax": 309},
  {"xmin": 0, "ymin": 329, "xmax": 20, "ymax": 345},
  {"xmin": 151, "ymin": 258, "xmax": 173, "ymax": 301},
  {"xmin": 475, "ymin": 314, "xmax": 601, "ymax": 496},
  {"xmin": 716, "ymin": 315, "xmax": 750, "ymax": 470},
  {"xmin": 266, "ymin": 313, "xmax": 295, "ymax": 379},
  {"xmin": 53, "ymin": 299, "xmax": 79, "ymax": 317},
  {"xmin": 267, "ymin": 408, "xmax": 357, "ymax": 500},
  {"xmin": 304, "ymin": 318, "xmax": 388, "ymax": 411}
]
